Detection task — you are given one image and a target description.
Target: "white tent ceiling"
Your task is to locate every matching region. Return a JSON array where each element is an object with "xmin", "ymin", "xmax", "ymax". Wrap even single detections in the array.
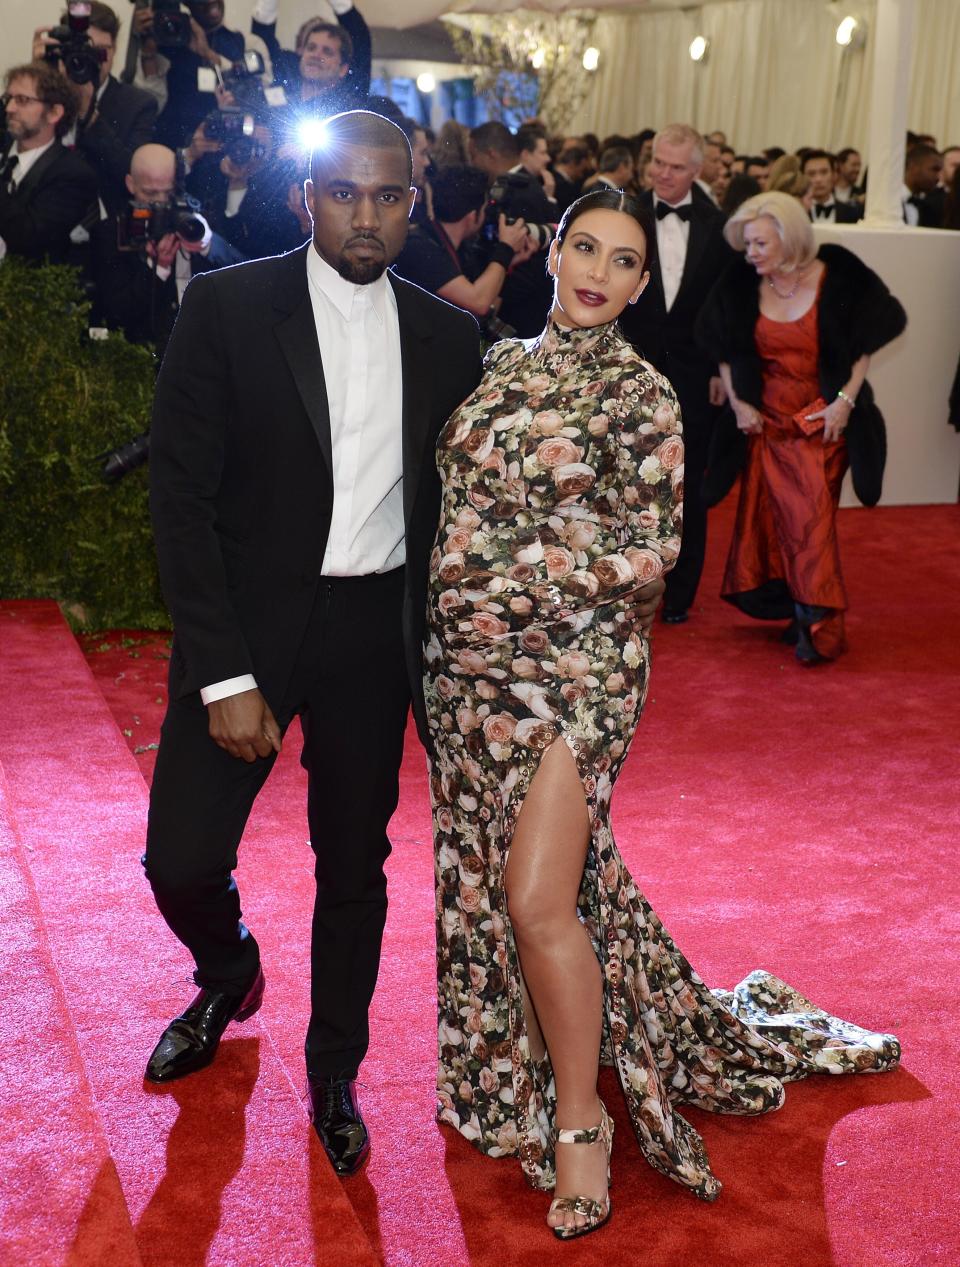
[{"xmin": 362, "ymin": 0, "xmax": 739, "ymax": 29}]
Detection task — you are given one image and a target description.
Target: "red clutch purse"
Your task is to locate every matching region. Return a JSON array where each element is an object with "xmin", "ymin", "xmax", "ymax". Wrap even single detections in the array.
[{"xmin": 794, "ymin": 397, "xmax": 827, "ymax": 435}]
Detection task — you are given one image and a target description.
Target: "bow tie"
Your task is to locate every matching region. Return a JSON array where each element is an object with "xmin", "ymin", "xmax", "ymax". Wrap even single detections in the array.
[
  {"xmin": 906, "ymin": 193, "xmax": 925, "ymax": 208},
  {"xmin": 655, "ymin": 200, "xmax": 692, "ymax": 222},
  {"xmin": 814, "ymin": 203, "xmax": 834, "ymax": 218}
]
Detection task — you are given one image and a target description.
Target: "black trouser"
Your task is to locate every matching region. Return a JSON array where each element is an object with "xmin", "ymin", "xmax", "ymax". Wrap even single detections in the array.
[
  {"xmin": 144, "ymin": 567, "xmax": 411, "ymax": 1080},
  {"xmin": 665, "ymin": 405, "xmax": 711, "ymax": 614}
]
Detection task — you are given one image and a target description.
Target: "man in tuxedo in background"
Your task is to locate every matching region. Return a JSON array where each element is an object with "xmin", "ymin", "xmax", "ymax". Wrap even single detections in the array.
[
  {"xmin": 802, "ymin": 150, "xmax": 862, "ymax": 224},
  {"xmin": 143, "ymin": 110, "xmax": 482, "ymax": 1176},
  {"xmin": 0, "ymin": 62, "xmax": 96, "ymax": 263},
  {"xmin": 619, "ymin": 123, "xmax": 731, "ymax": 623}
]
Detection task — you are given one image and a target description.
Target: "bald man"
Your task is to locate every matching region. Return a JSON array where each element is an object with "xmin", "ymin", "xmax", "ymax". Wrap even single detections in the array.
[
  {"xmin": 142, "ymin": 111, "xmax": 482, "ymax": 1175},
  {"xmin": 92, "ymin": 142, "xmax": 242, "ymax": 351}
]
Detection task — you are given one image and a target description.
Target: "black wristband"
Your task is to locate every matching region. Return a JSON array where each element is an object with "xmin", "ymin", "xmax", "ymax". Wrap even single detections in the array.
[{"xmin": 490, "ymin": 242, "xmax": 514, "ymax": 270}]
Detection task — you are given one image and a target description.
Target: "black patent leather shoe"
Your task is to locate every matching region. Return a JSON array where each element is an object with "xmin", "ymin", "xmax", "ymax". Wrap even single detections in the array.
[
  {"xmin": 144, "ymin": 967, "xmax": 265, "ymax": 1083},
  {"xmin": 662, "ymin": 608, "xmax": 689, "ymax": 624},
  {"xmin": 307, "ymin": 1076, "xmax": 370, "ymax": 1176}
]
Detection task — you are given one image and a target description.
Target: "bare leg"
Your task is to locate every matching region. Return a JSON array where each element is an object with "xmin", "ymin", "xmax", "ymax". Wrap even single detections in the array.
[{"xmin": 504, "ymin": 739, "xmax": 608, "ymax": 1234}]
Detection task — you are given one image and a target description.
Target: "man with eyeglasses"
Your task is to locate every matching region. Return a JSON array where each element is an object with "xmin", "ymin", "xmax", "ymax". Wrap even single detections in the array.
[{"xmin": 0, "ymin": 62, "xmax": 97, "ymax": 264}]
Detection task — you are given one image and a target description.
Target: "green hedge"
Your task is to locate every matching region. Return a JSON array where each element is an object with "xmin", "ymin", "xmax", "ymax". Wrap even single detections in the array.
[{"xmin": 0, "ymin": 260, "xmax": 170, "ymax": 629}]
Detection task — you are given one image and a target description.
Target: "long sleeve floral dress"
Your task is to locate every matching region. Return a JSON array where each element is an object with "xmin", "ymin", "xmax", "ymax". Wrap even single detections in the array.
[{"xmin": 422, "ymin": 318, "xmax": 900, "ymax": 1199}]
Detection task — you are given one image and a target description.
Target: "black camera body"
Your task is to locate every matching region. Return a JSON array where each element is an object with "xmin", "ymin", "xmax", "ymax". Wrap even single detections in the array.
[
  {"xmin": 44, "ymin": 4, "xmax": 107, "ymax": 87},
  {"xmin": 203, "ymin": 53, "xmax": 269, "ymax": 165},
  {"xmin": 151, "ymin": 0, "xmax": 193, "ymax": 49},
  {"xmin": 118, "ymin": 192, "xmax": 207, "ymax": 251}
]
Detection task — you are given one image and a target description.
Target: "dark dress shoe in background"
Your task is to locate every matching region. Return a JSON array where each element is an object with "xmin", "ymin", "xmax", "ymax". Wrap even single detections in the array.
[
  {"xmin": 662, "ymin": 608, "xmax": 689, "ymax": 624},
  {"xmin": 308, "ymin": 1076, "xmax": 370, "ymax": 1175},
  {"xmin": 145, "ymin": 966, "xmax": 265, "ymax": 1083}
]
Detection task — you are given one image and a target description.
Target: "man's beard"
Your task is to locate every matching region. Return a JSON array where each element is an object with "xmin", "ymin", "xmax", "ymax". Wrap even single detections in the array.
[{"xmin": 335, "ymin": 246, "xmax": 388, "ymax": 285}]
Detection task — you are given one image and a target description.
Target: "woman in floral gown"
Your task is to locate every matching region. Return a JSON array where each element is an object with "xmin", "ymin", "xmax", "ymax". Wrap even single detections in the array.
[{"xmin": 423, "ymin": 189, "xmax": 900, "ymax": 1240}]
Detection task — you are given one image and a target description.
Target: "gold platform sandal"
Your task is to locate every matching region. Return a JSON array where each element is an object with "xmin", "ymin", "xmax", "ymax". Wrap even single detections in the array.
[{"xmin": 548, "ymin": 1102, "xmax": 614, "ymax": 1241}]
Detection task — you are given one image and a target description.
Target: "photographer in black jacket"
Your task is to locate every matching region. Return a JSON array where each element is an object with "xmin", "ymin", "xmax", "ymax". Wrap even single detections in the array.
[
  {"xmin": 468, "ymin": 121, "xmax": 557, "ymax": 337},
  {"xmin": 32, "ymin": 3, "xmax": 158, "ymax": 215},
  {"xmin": 251, "ymin": 0, "xmax": 370, "ymax": 116}
]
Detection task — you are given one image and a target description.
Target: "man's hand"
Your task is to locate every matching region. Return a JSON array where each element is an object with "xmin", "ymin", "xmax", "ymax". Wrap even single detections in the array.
[
  {"xmin": 31, "ymin": 26, "xmax": 55, "ymax": 61},
  {"xmin": 620, "ymin": 576, "xmax": 666, "ymax": 637},
  {"xmin": 497, "ymin": 213, "xmax": 528, "ymax": 254},
  {"xmin": 708, "ymin": 375, "xmax": 727, "ymax": 407},
  {"xmin": 74, "ymin": 78, "xmax": 97, "ymax": 120},
  {"xmin": 185, "ymin": 122, "xmax": 223, "ymax": 168},
  {"xmin": 147, "ymin": 231, "xmax": 180, "ymax": 270},
  {"xmin": 542, "ymin": 168, "xmax": 556, "ymax": 199},
  {"xmin": 207, "ymin": 688, "xmax": 282, "ymax": 762}
]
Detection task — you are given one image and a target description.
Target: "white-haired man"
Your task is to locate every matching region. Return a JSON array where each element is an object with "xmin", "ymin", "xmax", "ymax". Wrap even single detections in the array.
[{"xmin": 619, "ymin": 123, "xmax": 732, "ymax": 623}]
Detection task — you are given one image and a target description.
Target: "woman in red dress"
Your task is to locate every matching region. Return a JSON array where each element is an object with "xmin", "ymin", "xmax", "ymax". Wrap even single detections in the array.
[{"xmin": 696, "ymin": 191, "xmax": 906, "ymax": 662}]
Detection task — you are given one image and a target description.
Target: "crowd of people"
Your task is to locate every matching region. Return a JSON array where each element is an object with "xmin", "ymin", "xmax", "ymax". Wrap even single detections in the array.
[{"xmin": 2, "ymin": 3, "xmax": 931, "ymax": 1244}]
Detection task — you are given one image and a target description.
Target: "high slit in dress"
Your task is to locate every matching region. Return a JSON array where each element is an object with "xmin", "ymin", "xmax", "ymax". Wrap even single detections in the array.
[{"xmin": 422, "ymin": 319, "xmax": 900, "ymax": 1198}]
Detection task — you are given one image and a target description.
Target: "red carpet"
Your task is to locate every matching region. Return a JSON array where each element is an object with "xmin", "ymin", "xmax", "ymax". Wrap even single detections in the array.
[{"xmin": 2, "ymin": 495, "xmax": 959, "ymax": 1266}]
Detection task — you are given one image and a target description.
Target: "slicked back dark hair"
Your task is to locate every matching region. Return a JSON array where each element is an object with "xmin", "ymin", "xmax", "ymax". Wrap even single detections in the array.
[
  {"xmin": 556, "ymin": 187, "xmax": 657, "ymax": 274},
  {"xmin": 309, "ymin": 110, "xmax": 412, "ymax": 186},
  {"xmin": 469, "ymin": 121, "xmax": 518, "ymax": 160}
]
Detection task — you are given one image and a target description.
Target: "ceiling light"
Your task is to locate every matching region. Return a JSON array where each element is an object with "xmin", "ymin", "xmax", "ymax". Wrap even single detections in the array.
[
  {"xmin": 416, "ymin": 72, "xmax": 436, "ymax": 93},
  {"xmin": 530, "ymin": 47, "xmax": 546, "ymax": 70},
  {"xmin": 689, "ymin": 35, "xmax": 709, "ymax": 63},
  {"xmin": 582, "ymin": 47, "xmax": 600, "ymax": 72}
]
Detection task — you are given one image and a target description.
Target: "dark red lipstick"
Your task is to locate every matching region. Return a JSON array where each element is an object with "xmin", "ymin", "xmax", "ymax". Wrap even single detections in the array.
[{"xmin": 575, "ymin": 288, "xmax": 608, "ymax": 306}]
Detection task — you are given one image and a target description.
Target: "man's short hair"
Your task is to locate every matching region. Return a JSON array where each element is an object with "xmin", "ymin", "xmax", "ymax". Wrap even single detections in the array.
[
  {"xmin": 4, "ymin": 62, "xmax": 78, "ymax": 137},
  {"xmin": 906, "ymin": 143, "xmax": 940, "ymax": 167},
  {"xmin": 469, "ymin": 121, "xmax": 518, "ymax": 161},
  {"xmin": 599, "ymin": 145, "xmax": 632, "ymax": 174},
  {"xmin": 653, "ymin": 123, "xmax": 704, "ymax": 165},
  {"xmin": 836, "ymin": 147, "xmax": 860, "ymax": 164},
  {"xmin": 61, "ymin": 1, "xmax": 119, "ymax": 40},
  {"xmin": 431, "ymin": 164, "xmax": 489, "ymax": 223},
  {"xmin": 801, "ymin": 148, "xmax": 834, "ymax": 170},
  {"xmin": 516, "ymin": 124, "xmax": 545, "ymax": 156},
  {"xmin": 558, "ymin": 144, "xmax": 588, "ymax": 167},
  {"xmin": 308, "ymin": 110, "xmax": 412, "ymax": 186},
  {"xmin": 745, "ymin": 155, "xmax": 770, "ymax": 172},
  {"xmin": 296, "ymin": 18, "xmax": 353, "ymax": 66}
]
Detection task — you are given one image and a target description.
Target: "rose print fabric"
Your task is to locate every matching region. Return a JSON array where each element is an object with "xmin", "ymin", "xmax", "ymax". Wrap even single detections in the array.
[{"xmin": 423, "ymin": 319, "xmax": 900, "ymax": 1199}]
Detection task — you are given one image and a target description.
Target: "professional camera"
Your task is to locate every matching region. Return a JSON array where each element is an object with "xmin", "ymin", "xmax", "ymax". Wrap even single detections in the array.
[
  {"xmin": 117, "ymin": 192, "xmax": 207, "ymax": 251},
  {"xmin": 483, "ymin": 171, "xmax": 555, "ymax": 249},
  {"xmin": 478, "ymin": 309, "xmax": 517, "ymax": 345},
  {"xmin": 44, "ymin": 1, "xmax": 107, "ymax": 87},
  {"xmin": 202, "ymin": 53, "xmax": 270, "ymax": 164},
  {"xmin": 127, "ymin": 0, "xmax": 192, "ymax": 50}
]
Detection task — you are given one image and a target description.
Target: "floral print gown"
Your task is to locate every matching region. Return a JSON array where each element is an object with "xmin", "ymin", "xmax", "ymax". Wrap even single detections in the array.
[{"xmin": 423, "ymin": 319, "xmax": 900, "ymax": 1199}]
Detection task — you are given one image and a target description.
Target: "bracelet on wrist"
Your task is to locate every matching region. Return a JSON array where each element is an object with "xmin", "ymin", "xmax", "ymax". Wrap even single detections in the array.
[{"xmin": 836, "ymin": 389, "xmax": 856, "ymax": 408}]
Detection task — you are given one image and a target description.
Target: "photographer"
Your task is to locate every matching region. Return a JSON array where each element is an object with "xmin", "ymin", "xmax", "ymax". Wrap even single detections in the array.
[
  {"xmin": 32, "ymin": 3, "xmax": 158, "ymax": 215},
  {"xmin": 91, "ymin": 141, "xmax": 242, "ymax": 353},
  {"xmin": 0, "ymin": 62, "xmax": 97, "ymax": 264},
  {"xmin": 392, "ymin": 164, "xmax": 530, "ymax": 322},
  {"xmin": 468, "ymin": 121, "xmax": 557, "ymax": 337},
  {"xmin": 251, "ymin": 0, "xmax": 370, "ymax": 115},
  {"xmin": 131, "ymin": 2, "xmax": 263, "ymax": 149}
]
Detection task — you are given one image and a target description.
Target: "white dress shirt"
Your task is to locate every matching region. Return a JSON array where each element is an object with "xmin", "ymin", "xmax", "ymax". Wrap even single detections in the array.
[
  {"xmin": 653, "ymin": 191, "xmax": 692, "ymax": 312},
  {"xmin": 200, "ymin": 244, "xmax": 405, "ymax": 705},
  {"xmin": 901, "ymin": 184, "xmax": 920, "ymax": 226}
]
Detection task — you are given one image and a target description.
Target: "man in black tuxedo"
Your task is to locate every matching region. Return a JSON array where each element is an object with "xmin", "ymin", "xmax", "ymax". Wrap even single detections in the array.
[
  {"xmin": 619, "ymin": 123, "xmax": 731, "ymax": 622},
  {"xmin": 33, "ymin": 3, "xmax": 158, "ymax": 216},
  {"xmin": 802, "ymin": 150, "xmax": 863, "ymax": 224},
  {"xmin": 143, "ymin": 111, "xmax": 482, "ymax": 1175},
  {"xmin": 0, "ymin": 63, "xmax": 96, "ymax": 264}
]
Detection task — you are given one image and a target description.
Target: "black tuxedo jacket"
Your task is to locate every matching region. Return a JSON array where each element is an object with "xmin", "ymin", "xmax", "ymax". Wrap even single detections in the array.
[
  {"xmin": 0, "ymin": 140, "xmax": 97, "ymax": 263},
  {"xmin": 77, "ymin": 76, "xmax": 158, "ymax": 215},
  {"xmin": 810, "ymin": 201, "xmax": 862, "ymax": 224},
  {"xmin": 150, "ymin": 242, "xmax": 482, "ymax": 741},
  {"xmin": 618, "ymin": 189, "xmax": 732, "ymax": 424}
]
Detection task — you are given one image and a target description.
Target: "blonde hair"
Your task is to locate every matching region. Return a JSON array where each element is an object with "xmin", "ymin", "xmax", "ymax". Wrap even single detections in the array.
[
  {"xmin": 652, "ymin": 123, "xmax": 704, "ymax": 167},
  {"xmin": 724, "ymin": 190, "xmax": 817, "ymax": 273},
  {"xmin": 768, "ymin": 154, "xmax": 809, "ymax": 198}
]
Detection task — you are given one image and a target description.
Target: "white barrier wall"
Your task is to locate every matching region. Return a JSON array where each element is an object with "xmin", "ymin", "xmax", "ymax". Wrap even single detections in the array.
[{"xmin": 813, "ymin": 223, "xmax": 960, "ymax": 506}]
